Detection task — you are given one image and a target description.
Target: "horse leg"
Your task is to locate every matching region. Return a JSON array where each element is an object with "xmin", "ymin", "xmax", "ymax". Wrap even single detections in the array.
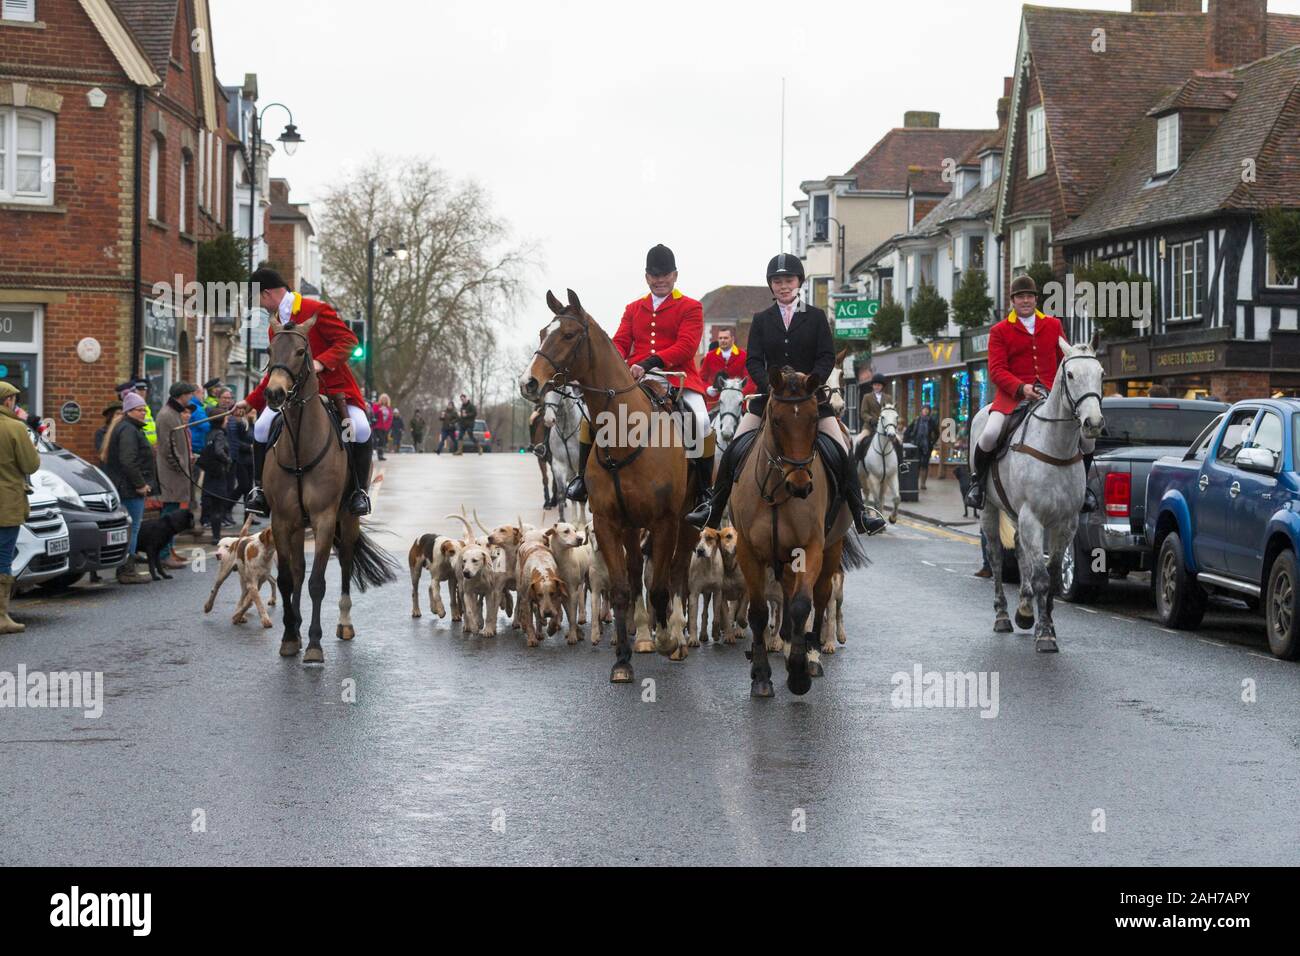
[
  {"xmin": 274, "ymin": 521, "xmax": 302, "ymax": 656},
  {"xmin": 664, "ymin": 520, "xmax": 695, "ymax": 660},
  {"xmin": 982, "ymin": 507, "xmax": 1012, "ymax": 634},
  {"xmin": 1014, "ymin": 511, "xmax": 1036, "ymax": 631},
  {"xmin": 784, "ymin": 547, "xmax": 820, "ymax": 696},
  {"xmin": 596, "ymin": 519, "xmax": 634, "ymax": 683},
  {"xmin": 889, "ymin": 467, "xmax": 900, "ymax": 523},
  {"xmin": 336, "ymin": 513, "xmax": 357, "ymax": 641},
  {"xmin": 648, "ymin": 519, "xmax": 681, "ymax": 659},
  {"xmin": 816, "ymin": 542, "xmax": 840, "ymax": 656},
  {"xmin": 625, "ymin": 529, "xmax": 653, "ymax": 654},
  {"xmin": 302, "ymin": 513, "xmax": 336, "ymax": 663},
  {"xmin": 736, "ymin": 544, "xmax": 773, "ymax": 698},
  {"xmin": 1018, "ymin": 513, "xmax": 1056, "ymax": 652}
]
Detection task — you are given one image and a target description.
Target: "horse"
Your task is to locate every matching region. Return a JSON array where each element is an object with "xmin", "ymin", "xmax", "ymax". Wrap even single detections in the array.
[
  {"xmin": 543, "ymin": 384, "xmax": 586, "ymax": 524},
  {"xmin": 970, "ymin": 338, "xmax": 1104, "ymax": 652},
  {"xmin": 260, "ymin": 314, "xmax": 399, "ymax": 663},
  {"xmin": 711, "ymin": 374, "xmax": 748, "ymax": 455},
  {"xmin": 824, "ymin": 347, "xmax": 849, "ymax": 419},
  {"xmin": 858, "ymin": 403, "xmax": 902, "ymax": 524},
  {"xmin": 728, "ymin": 366, "xmax": 856, "ymax": 697},
  {"xmin": 520, "ymin": 288, "xmax": 699, "ymax": 684},
  {"xmin": 528, "ymin": 406, "xmax": 557, "ymax": 510}
]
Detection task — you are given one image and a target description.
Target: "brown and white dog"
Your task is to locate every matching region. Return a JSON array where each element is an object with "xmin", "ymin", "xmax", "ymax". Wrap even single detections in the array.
[
  {"xmin": 689, "ymin": 527, "xmax": 727, "ymax": 646},
  {"xmin": 204, "ymin": 527, "xmax": 277, "ymax": 628},
  {"xmin": 584, "ymin": 521, "xmax": 614, "ymax": 644},
  {"xmin": 718, "ymin": 526, "xmax": 748, "ymax": 645},
  {"xmin": 547, "ymin": 521, "xmax": 590, "ymax": 644},
  {"xmin": 516, "ymin": 535, "xmax": 567, "ymax": 647},
  {"xmin": 408, "ymin": 533, "xmax": 461, "ymax": 620},
  {"xmin": 475, "ymin": 510, "xmax": 525, "ymax": 624}
]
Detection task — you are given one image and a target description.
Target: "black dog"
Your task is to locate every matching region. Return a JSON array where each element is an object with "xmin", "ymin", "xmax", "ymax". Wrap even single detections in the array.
[
  {"xmin": 953, "ymin": 464, "xmax": 973, "ymax": 517},
  {"xmin": 136, "ymin": 508, "xmax": 196, "ymax": 580}
]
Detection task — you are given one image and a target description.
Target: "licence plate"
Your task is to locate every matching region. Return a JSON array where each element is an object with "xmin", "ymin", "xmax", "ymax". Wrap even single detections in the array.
[
  {"xmin": 107, "ymin": 528, "xmax": 129, "ymax": 546},
  {"xmin": 46, "ymin": 537, "xmax": 70, "ymax": 556}
]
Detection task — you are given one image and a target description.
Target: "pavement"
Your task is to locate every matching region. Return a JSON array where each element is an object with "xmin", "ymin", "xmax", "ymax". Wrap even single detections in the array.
[
  {"xmin": 894, "ymin": 474, "xmax": 980, "ymax": 535},
  {"xmin": 1, "ymin": 451, "xmax": 1297, "ymax": 866}
]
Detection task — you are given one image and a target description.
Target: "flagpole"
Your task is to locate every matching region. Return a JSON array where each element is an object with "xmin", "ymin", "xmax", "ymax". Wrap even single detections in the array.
[{"xmin": 780, "ymin": 76, "xmax": 786, "ymax": 252}]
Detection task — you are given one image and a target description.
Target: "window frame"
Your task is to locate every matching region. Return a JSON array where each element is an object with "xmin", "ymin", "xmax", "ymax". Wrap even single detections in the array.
[
  {"xmin": 148, "ymin": 135, "xmax": 161, "ymax": 221},
  {"xmin": 179, "ymin": 149, "xmax": 190, "ymax": 233},
  {"xmin": 1264, "ymin": 235, "xmax": 1299, "ymax": 290},
  {"xmin": 1155, "ymin": 113, "xmax": 1179, "ymax": 175},
  {"xmin": 1168, "ymin": 238, "xmax": 1205, "ymax": 322},
  {"xmin": 1, "ymin": 0, "xmax": 37, "ymax": 23},
  {"xmin": 1011, "ymin": 221, "xmax": 1050, "ymax": 276},
  {"xmin": 0, "ymin": 107, "xmax": 55, "ymax": 205},
  {"xmin": 1026, "ymin": 106, "xmax": 1046, "ymax": 178}
]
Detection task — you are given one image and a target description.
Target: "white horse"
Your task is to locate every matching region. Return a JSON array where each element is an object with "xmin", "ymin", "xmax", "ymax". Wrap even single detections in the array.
[
  {"xmin": 710, "ymin": 375, "xmax": 748, "ymax": 453},
  {"xmin": 824, "ymin": 348, "xmax": 848, "ymax": 419},
  {"xmin": 544, "ymin": 385, "xmax": 587, "ymax": 525},
  {"xmin": 970, "ymin": 339, "xmax": 1104, "ymax": 652},
  {"xmin": 857, "ymin": 404, "xmax": 902, "ymax": 524}
]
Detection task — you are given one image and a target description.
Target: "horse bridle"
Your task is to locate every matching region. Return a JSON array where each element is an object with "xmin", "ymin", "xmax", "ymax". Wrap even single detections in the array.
[
  {"xmin": 533, "ymin": 312, "xmax": 641, "ymax": 402},
  {"xmin": 758, "ymin": 389, "xmax": 819, "ymax": 503},
  {"xmin": 263, "ymin": 325, "xmax": 339, "ymax": 519},
  {"xmin": 1030, "ymin": 354, "xmax": 1103, "ymax": 424},
  {"xmin": 712, "ymin": 380, "xmax": 747, "ymax": 436},
  {"xmin": 264, "ymin": 326, "xmax": 314, "ymax": 409}
]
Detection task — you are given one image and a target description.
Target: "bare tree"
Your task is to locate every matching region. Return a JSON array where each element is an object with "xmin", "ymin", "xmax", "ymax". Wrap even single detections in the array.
[{"xmin": 318, "ymin": 156, "xmax": 534, "ymax": 406}]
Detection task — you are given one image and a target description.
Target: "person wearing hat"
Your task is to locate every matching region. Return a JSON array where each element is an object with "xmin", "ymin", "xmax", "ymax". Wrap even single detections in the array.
[
  {"xmin": 201, "ymin": 378, "xmax": 223, "ymax": 412},
  {"xmin": 699, "ymin": 327, "xmax": 755, "ymax": 411},
  {"xmin": 687, "ymin": 254, "xmax": 882, "ymax": 534},
  {"xmin": 965, "ymin": 273, "xmax": 1097, "ymax": 512},
  {"xmin": 101, "ymin": 390, "xmax": 156, "ymax": 584},
  {"xmin": 154, "ymin": 381, "xmax": 197, "ymax": 569},
  {"xmin": 118, "ymin": 379, "xmax": 157, "ymax": 446},
  {"xmin": 94, "ymin": 400, "xmax": 123, "ymax": 454},
  {"xmin": 0, "ymin": 381, "xmax": 41, "ymax": 631},
  {"xmin": 565, "ymin": 244, "xmax": 715, "ymax": 511},
  {"xmin": 857, "ymin": 371, "xmax": 903, "ymax": 463},
  {"xmin": 232, "ymin": 268, "xmax": 373, "ymax": 517}
]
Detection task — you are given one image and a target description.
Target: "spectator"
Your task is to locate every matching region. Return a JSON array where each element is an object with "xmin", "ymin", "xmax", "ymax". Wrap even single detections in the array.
[
  {"xmin": 154, "ymin": 382, "xmax": 195, "ymax": 569},
  {"xmin": 455, "ymin": 393, "xmax": 479, "ymax": 455},
  {"xmin": 391, "ymin": 410, "xmax": 405, "ymax": 452},
  {"xmin": 101, "ymin": 391, "xmax": 155, "ymax": 585},
  {"xmin": 227, "ymin": 394, "xmax": 257, "ymax": 525},
  {"xmin": 197, "ymin": 398, "xmax": 234, "ymax": 545},
  {"xmin": 118, "ymin": 379, "xmax": 157, "ymax": 446},
  {"xmin": 904, "ymin": 404, "xmax": 940, "ymax": 490},
  {"xmin": 202, "ymin": 377, "xmax": 224, "ymax": 412},
  {"xmin": 411, "ymin": 409, "xmax": 427, "ymax": 453},
  {"xmin": 436, "ymin": 401, "xmax": 458, "ymax": 454},
  {"xmin": 1147, "ymin": 384, "xmax": 1171, "ymax": 397},
  {"xmin": 187, "ymin": 389, "xmax": 211, "ymax": 456},
  {"xmin": 0, "ymin": 381, "xmax": 42, "ymax": 631},
  {"xmin": 372, "ymin": 394, "xmax": 394, "ymax": 461},
  {"xmin": 94, "ymin": 401, "xmax": 122, "ymax": 452}
]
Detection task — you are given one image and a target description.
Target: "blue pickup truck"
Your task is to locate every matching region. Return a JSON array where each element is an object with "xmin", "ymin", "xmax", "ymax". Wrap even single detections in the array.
[{"xmin": 1145, "ymin": 399, "xmax": 1300, "ymax": 659}]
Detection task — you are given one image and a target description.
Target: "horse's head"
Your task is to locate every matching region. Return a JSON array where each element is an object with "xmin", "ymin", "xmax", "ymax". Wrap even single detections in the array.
[
  {"xmin": 826, "ymin": 347, "xmax": 848, "ymax": 416},
  {"xmin": 767, "ymin": 366, "xmax": 822, "ymax": 499},
  {"xmin": 541, "ymin": 388, "xmax": 560, "ymax": 428},
  {"xmin": 1058, "ymin": 335, "xmax": 1105, "ymax": 439},
  {"xmin": 879, "ymin": 404, "xmax": 900, "ymax": 438},
  {"xmin": 714, "ymin": 376, "xmax": 747, "ymax": 443},
  {"xmin": 264, "ymin": 313, "xmax": 319, "ymax": 410},
  {"xmin": 520, "ymin": 289, "xmax": 591, "ymax": 401}
]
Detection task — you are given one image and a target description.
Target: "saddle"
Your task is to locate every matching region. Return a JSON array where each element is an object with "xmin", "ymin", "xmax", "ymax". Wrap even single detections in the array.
[
  {"xmin": 731, "ymin": 427, "xmax": 844, "ymax": 534},
  {"xmin": 638, "ymin": 375, "xmax": 682, "ymax": 413},
  {"xmin": 265, "ymin": 394, "xmax": 347, "ymax": 452}
]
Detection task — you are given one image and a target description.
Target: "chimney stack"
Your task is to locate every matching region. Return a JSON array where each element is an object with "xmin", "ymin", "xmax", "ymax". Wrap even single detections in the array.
[
  {"xmin": 1130, "ymin": 0, "xmax": 1201, "ymax": 11},
  {"xmin": 904, "ymin": 111, "xmax": 940, "ymax": 129},
  {"xmin": 997, "ymin": 76, "xmax": 1013, "ymax": 127},
  {"xmin": 1207, "ymin": 0, "xmax": 1268, "ymax": 69}
]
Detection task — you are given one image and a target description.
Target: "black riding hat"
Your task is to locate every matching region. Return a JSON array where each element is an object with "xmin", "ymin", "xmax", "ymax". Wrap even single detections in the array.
[
  {"xmin": 646, "ymin": 244, "xmax": 676, "ymax": 276},
  {"xmin": 766, "ymin": 254, "xmax": 805, "ymax": 283},
  {"xmin": 871, "ymin": 372, "xmax": 886, "ymax": 386}
]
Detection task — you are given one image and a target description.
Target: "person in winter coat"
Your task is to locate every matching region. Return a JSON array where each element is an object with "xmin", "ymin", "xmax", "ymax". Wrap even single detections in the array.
[
  {"xmin": 154, "ymin": 381, "xmax": 196, "ymax": 568},
  {"xmin": 372, "ymin": 394, "xmax": 394, "ymax": 460},
  {"xmin": 455, "ymin": 394, "xmax": 479, "ymax": 455},
  {"xmin": 198, "ymin": 421, "xmax": 234, "ymax": 544},
  {"xmin": 227, "ymin": 400, "xmax": 257, "ymax": 523},
  {"xmin": 102, "ymin": 390, "xmax": 156, "ymax": 585},
  {"xmin": 436, "ymin": 402, "xmax": 457, "ymax": 453},
  {"xmin": 410, "ymin": 409, "xmax": 427, "ymax": 453},
  {"xmin": 391, "ymin": 411, "xmax": 405, "ymax": 452},
  {"xmin": 187, "ymin": 392, "xmax": 211, "ymax": 455},
  {"xmin": 94, "ymin": 401, "xmax": 122, "ymax": 453},
  {"xmin": 904, "ymin": 404, "xmax": 940, "ymax": 489},
  {"xmin": 0, "ymin": 381, "xmax": 41, "ymax": 631}
]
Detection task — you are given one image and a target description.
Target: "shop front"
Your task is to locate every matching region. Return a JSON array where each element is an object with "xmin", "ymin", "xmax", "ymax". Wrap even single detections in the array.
[
  {"xmin": 962, "ymin": 324, "xmax": 994, "ymax": 422},
  {"xmin": 1101, "ymin": 331, "xmax": 1300, "ymax": 402},
  {"xmin": 142, "ymin": 299, "xmax": 181, "ymax": 416},
  {"xmin": 870, "ymin": 338, "xmax": 966, "ymax": 476},
  {"xmin": 0, "ymin": 304, "xmax": 43, "ymax": 416}
]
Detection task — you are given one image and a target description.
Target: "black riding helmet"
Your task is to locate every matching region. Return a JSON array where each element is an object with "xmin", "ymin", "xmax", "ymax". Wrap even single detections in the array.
[{"xmin": 766, "ymin": 253, "xmax": 805, "ymax": 285}]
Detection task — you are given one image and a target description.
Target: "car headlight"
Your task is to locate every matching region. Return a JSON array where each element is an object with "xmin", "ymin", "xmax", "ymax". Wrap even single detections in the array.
[{"xmin": 31, "ymin": 469, "xmax": 82, "ymax": 509}]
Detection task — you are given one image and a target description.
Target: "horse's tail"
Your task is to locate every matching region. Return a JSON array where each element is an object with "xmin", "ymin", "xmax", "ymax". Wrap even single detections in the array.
[
  {"xmin": 841, "ymin": 530, "xmax": 871, "ymax": 571},
  {"xmin": 337, "ymin": 525, "xmax": 401, "ymax": 592}
]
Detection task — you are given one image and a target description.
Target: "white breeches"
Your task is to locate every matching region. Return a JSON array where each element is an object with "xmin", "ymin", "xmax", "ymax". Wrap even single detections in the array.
[
  {"xmin": 977, "ymin": 409, "xmax": 1094, "ymax": 454},
  {"xmin": 647, "ymin": 374, "xmax": 710, "ymax": 454},
  {"xmin": 254, "ymin": 404, "xmax": 371, "ymax": 443},
  {"xmin": 734, "ymin": 410, "xmax": 848, "ymax": 452}
]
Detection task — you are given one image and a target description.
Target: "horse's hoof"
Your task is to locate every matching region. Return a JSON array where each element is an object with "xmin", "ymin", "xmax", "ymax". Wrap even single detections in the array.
[
  {"xmin": 337, "ymin": 624, "xmax": 355, "ymax": 641},
  {"xmin": 686, "ymin": 636, "xmax": 700, "ymax": 648},
  {"xmin": 633, "ymin": 639, "xmax": 654, "ymax": 654},
  {"xmin": 669, "ymin": 645, "xmax": 688, "ymax": 662},
  {"xmin": 610, "ymin": 662, "xmax": 635, "ymax": 684},
  {"xmin": 279, "ymin": 639, "xmax": 300, "ymax": 657},
  {"xmin": 1014, "ymin": 611, "xmax": 1035, "ymax": 630},
  {"xmin": 993, "ymin": 618, "xmax": 1013, "ymax": 634},
  {"xmin": 787, "ymin": 669, "xmax": 812, "ymax": 696},
  {"xmin": 744, "ymin": 648, "xmax": 753, "ymax": 660},
  {"xmin": 303, "ymin": 645, "xmax": 324, "ymax": 664},
  {"xmin": 1035, "ymin": 637, "xmax": 1059, "ymax": 653},
  {"xmin": 750, "ymin": 679, "xmax": 774, "ymax": 698},
  {"xmin": 888, "ymin": 515, "xmax": 897, "ymax": 524},
  {"xmin": 261, "ymin": 620, "xmax": 273, "ymax": 630},
  {"xmin": 807, "ymin": 660, "xmax": 824, "ymax": 678}
]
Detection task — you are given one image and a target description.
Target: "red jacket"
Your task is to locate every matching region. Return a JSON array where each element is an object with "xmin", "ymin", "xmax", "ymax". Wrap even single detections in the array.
[
  {"xmin": 612, "ymin": 289, "xmax": 708, "ymax": 395},
  {"xmin": 246, "ymin": 294, "xmax": 366, "ymax": 413},
  {"xmin": 699, "ymin": 345, "xmax": 756, "ymax": 409},
  {"xmin": 987, "ymin": 310, "xmax": 1066, "ymax": 414}
]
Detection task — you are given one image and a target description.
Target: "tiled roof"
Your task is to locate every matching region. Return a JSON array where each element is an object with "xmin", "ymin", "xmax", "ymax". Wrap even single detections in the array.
[
  {"xmin": 699, "ymin": 285, "xmax": 773, "ymax": 319},
  {"xmin": 845, "ymin": 127, "xmax": 993, "ymax": 193},
  {"xmin": 910, "ymin": 179, "xmax": 999, "ymax": 238},
  {"xmin": 108, "ymin": 0, "xmax": 179, "ymax": 76},
  {"xmin": 1057, "ymin": 44, "xmax": 1300, "ymax": 244},
  {"xmin": 1018, "ymin": 5, "xmax": 1300, "ymax": 218},
  {"xmin": 907, "ymin": 166, "xmax": 950, "ymax": 196},
  {"xmin": 1148, "ymin": 71, "xmax": 1242, "ymax": 114}
]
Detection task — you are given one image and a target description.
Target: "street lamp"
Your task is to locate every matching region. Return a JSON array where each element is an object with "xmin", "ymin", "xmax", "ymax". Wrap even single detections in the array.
[
  {"xmin": 365, "ymin": 235, "xmax": 407, "ymax": 401},
  {"xmin": 243, "ymin": 102, "xmax": 303, "ymax": 394}
]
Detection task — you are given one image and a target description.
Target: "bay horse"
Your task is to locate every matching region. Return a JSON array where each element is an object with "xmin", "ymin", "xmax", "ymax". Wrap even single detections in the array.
[
  {"xmin": 519, "ymin": 289, "xmax": 699, "ymax": 684},
  {"xmin": 261, "ymin": 314, "xmax": 398, "ymax": 662},
  {"xmin": 729, "ymin": 367, "xmax": 863, "ymax": 697}
]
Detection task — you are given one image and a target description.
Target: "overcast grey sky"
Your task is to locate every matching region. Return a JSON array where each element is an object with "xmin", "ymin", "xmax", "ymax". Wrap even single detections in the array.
[{"xmin": 211, "ymin": 0, "xmax": 1300, "ymax": 341}]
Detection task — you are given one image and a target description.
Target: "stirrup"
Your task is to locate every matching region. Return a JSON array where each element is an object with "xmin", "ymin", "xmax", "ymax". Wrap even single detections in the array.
[
  {"xmin": 245, "ymin": 487, "xmax": 269, "ymax": 517},
  {"xmin": 348, "ymin": 489, "xmax": 372, "ymax": 516},
  {"xmin": 565, "ymin": 475, "xmax": 588, "ymax": 503},
  {"xmin": 965, "ymin": 483, "xmax": 985, "ymax": 510}
]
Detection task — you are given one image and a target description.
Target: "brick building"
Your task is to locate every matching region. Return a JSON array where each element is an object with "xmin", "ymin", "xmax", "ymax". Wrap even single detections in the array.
[{"xmin": 0, "ymin": 0, "xmax": 229, "ymax": 460}]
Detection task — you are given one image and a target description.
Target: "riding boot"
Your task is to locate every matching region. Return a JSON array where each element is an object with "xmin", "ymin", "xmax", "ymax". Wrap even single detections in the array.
[
  {"xmin": 965, "ymin": 444, "xmax": 991, "ymax": 511},
  {"xmin": 841, "ymin": 450, "xmax": 885, "ymax": 535},
  {"xmin": 1080, "ymin": 452, "xmax": 1098, "ymax": 513},
  {"xmin": 565, "ymin": 441, "xmax": 592, "ymax": 503},
  {"xmin": 244, "ymin": 441, "xmax": 270, "ymax": 517},
  {"xmin": 691, "ymin": 453, "xmax": 715, "ymax": 512},
  {"xmin": 687, "ymin": 440, "xmax": 739, "ymax": 529},
  {"xmin": 0, "ymin": 574, "xmax": 24, "ymax": 633},
  {"xmin": 348, "ymin": 437, "xmax": 374, "ymax": 516}
]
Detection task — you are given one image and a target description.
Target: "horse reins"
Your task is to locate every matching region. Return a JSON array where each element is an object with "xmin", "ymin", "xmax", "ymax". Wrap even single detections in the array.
[
  {"xmin": 754, "ymin": 387, "xmax": 822, "ymax": 581},
  {"xmin": 266, "ymin": 327, "xmax": 343, "ymax": 522}
]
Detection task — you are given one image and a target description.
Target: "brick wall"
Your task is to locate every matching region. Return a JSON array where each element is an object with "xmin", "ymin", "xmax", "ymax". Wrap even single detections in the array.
[
  {"xmin": 1208, "ymin": 0, "xmax": 1267, "ymax": 71},
  {"xmin": 1131, "ymin": 0, "xmax": 1201, "ymax": 12},
  {"xmin": 1210, "ymin": 370, "xmax": 1270, "ymax": 403}
]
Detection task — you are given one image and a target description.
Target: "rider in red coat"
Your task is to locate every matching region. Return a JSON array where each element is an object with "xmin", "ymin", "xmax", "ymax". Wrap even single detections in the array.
[
  {"xmin": 566, "ymin": 244, "xmax": 714, "ymax": 510},
  {"xmin": 698, "ymin": 327, "xmax": 755, "ymax": 410},
  {"xmin": 965, "ymin": 273, "xmax": 1096, "ymax": 512},
  {"xmin": 234, "ymin": 269, "xmax": 374, "ymax": 517}
]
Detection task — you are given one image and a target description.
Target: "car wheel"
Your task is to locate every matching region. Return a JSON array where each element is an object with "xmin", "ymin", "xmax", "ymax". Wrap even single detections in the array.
[
  {"xmin": 1265, "ymin": 550, "xmax": 1300, "ymax": 660},
  {"xmin": 1154, "ymin": 532, "xmax": 1206, "ymax": 629},
  {"xmin": 1058, "ymin": 534, "xmax": 1102, "ymax": 603}
]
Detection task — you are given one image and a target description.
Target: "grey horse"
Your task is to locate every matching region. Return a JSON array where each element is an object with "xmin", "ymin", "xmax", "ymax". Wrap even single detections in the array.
[
  {"xmin": 544, "ymin": 384, "xmax": 586, "ymax": 524},
  {"xmin": 969, "ymin": 339, "xmax": 1104, "ymax": 652},
  {"xmin": 711, "ymin": 375, "xmax": 748, "ymax": 454}
]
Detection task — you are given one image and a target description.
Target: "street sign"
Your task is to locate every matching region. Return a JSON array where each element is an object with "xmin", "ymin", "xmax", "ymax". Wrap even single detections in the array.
[{"xmin": 834, "ymin": 299, "xmax": 878, "ymax": 338}]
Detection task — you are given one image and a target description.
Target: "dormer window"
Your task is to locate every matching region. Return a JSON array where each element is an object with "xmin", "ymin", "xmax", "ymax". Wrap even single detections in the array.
[
  {"xmin": 981, "ymin": 153, "xmax": 1000, "ymax": 188},
  {"xmin": 1156, "ymin": 113, "xmax": 1179, "ymax": 174}
]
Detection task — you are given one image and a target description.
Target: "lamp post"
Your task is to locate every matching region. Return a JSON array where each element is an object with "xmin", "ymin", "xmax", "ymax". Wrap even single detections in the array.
[
  {"xmin": 365, "ymin": 235, "xmax": 408, "ymax": 402},
  {"xmin": 243, "ymin": 102, "xmax": 303, "ymax": 395}
]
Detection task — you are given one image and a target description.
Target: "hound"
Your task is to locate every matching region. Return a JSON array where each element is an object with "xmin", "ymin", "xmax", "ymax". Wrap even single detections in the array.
[
  {"xmin": 475, "ymin": 509, "xmax": 524, "ymax": 623},
  {"xmin": 408, "ymin": 533, "xmax": 461, "ymax": 620},
  {"xmin": 446, "ymin": 514, "xmax": 501, "ymax": 634},
  {"xmin": 548, "ymin": 522, "xmax": 590, "ymax": 644},
  {"xmin": 203, "ymin": 527, "xmax": 277, "ymax": 628},
  {"xmin": 819, "ymin": 568, "xmax": 847, "ymax": 653},
  {"xmin": 585, "ymin": 520, "xmax": 614, "ymax": 644},
  {"xmin": 718, "ymin": 526, "xmax": 748, "ymax": 644},
  {"xmin": 516, "ymin": 536, "xmax": 567, "ymax": 647},
  {"xmin": 688, "ymin": 527, "xmax": 726, "ymax": 647}
]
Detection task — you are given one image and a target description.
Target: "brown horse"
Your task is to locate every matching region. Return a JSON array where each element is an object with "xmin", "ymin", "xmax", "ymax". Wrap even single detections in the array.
[
  {"xmin": 729, "ymin": 367, "xmax": 855, "ymax": 697},
  {"xmin": 262, "ymin": 315, "xmax": 398, "ymax": 662},
  {"xmin": 519, "ymin": 289, "xmax": 699, "ymax": 684}
]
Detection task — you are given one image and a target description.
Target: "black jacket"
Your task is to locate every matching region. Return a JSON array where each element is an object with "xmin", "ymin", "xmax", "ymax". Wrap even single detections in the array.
[
  {"xmin": 104, "ymin": 417, "xmax": 156, "ymax": 500},
  {"xmin": 226, "ymin": 416, "xmax": 254, "ymax": 465},
  {"xmin": 745, "ymin": 302, "xmax": 836, "ymax": 416},
  {"xmin": 905, "ymin": 415, "xmax": 940, "ymax": 455}
]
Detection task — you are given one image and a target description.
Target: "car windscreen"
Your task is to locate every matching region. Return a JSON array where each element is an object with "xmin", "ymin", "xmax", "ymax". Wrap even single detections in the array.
[{"xmin": 1096, "ymin": 406, "xmax": 1224, "ymax": 449}]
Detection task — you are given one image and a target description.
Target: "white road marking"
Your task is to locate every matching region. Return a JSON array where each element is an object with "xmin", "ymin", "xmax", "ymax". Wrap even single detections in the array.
[
  {"xmin": 1077, "ymin": 606, "xmax": 1097, "ymax": 614},
  {"xmin": 1247, "ymin": 652, "xmax": 1282, "ymax": 662},
  {"xmin": 1158, "ymin": 628, "xmax": 1178, "ymax": 636},
  {"xmin": 1197, "ymin": 638, "xmax": 1227, "ymax": 647},
  {"xmin": 921, "ymin": 560, "xmax": 936, "ymax": 567}
]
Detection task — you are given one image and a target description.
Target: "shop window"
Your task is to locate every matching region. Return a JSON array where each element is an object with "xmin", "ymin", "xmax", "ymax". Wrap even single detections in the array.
[
  {"xmin": 0, "ymin": 304, "xmax": 42, "ymax": 414},
  {"xmin": 1265, "ymin": 235, "xmax": 1298, "ymax": 289}
]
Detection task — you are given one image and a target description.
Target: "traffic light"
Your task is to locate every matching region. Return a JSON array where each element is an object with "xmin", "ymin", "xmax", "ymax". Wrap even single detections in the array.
[{"xmin": 346, "ymin": 317, "xmax": 367, "ymax": 361}]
